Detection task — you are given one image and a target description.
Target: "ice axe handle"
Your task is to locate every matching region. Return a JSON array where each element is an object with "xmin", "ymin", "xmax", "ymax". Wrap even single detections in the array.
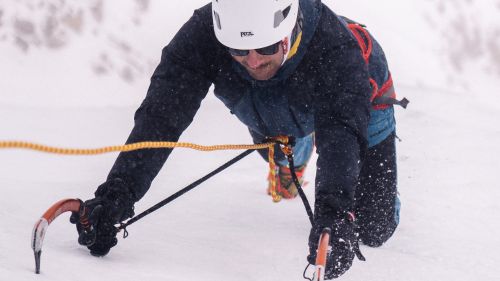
[
  {"xmin": 76, "ymin": 204, "xmax": 97, "ymax": 246},
  {"xmin": 313, "ymin": 228, "xmax": 332, "ymax": 281}
]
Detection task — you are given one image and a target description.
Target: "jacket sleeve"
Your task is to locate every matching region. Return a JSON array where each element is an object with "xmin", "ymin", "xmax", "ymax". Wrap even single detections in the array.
[
  {"xmin": 104, "ymin": 8, "xmax": 217, "ymax": 201},
  {"xmin": 313, "ymin": 40, "xmax": 371, "ymax": 219}
]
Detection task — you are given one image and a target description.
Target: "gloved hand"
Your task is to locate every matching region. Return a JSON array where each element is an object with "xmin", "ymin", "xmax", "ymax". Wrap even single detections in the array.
[
  {"xmin": 70, "ymin": 178, "xmax": 135, "ymax": 257},
  {"xmin": 307, "ymin": 213, "xmax": 365, "ymax": 279}
]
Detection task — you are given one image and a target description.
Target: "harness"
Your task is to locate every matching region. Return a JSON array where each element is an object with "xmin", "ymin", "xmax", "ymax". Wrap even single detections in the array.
[{"xmin": 345, "ymin": 19, "xmax": 409, "ymax": 110}]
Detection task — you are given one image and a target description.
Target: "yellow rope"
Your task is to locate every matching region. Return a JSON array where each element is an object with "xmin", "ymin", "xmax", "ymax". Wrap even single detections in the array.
[
  {"xmin": 0, "ymin": 136, "xmax": 292, "ymax": 203},
  {"xmin": 0, "ymin": 140, "xmax": 273, "ymax": 155}
]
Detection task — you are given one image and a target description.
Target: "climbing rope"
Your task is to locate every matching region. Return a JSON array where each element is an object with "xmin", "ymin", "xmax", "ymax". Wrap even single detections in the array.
[
  {"xmin": 267, "ymin": 144, "xmax": 281, "ymax": 202},
  {"xmin": 0, "ymin": 137, "xmax": 296, "ymax": 205},
  {"xmin": 0, "ymin": 139, "xmax": 288, "ymax": 202},
  {"xmin": 0, "ymin": 140, "xmax": 273, "ymax": 155},
  {"xmin": 266, "ymin": 136, "xmax": 291, "ymax": 203}
]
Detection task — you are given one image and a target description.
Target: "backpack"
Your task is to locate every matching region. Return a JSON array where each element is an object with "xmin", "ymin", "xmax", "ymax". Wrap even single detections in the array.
[{"xmin": 342, "ymin": 17, "xmax": 409, "ymax": 110}]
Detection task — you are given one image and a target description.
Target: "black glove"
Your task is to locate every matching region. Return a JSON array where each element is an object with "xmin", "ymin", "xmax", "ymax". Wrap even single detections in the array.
[
  {"xmin": 307, "ymin": 213, "xmax": 365, "ymax": 279},
  {"xmin": 70, "ymin": 178, "xmax": 135, "ymax": 257}
]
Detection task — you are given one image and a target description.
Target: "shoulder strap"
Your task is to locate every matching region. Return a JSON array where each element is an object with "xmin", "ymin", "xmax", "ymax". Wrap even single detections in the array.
[
  {"xmin": 347, "ymin": 23, "xmax": 373, "ymax": 64},
  {"xmin": 342, "ymin": 17, "xmax": 409, "ymax": 110}
]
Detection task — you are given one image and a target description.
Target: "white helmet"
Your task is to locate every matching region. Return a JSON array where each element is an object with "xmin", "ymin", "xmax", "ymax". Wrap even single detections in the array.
[{"xmin": 212, "ymin": 0, "xmax": 299, "ymax": 50}]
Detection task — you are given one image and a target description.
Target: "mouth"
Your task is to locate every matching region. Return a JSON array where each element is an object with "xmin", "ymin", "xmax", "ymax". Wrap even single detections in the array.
[
  {"xmin": 245, "ymin": 62, "xmax": 271, "ymax": 72},
  {"xmin": 239, "ymin": 59, "xmax": 279, "ymax": 80}
]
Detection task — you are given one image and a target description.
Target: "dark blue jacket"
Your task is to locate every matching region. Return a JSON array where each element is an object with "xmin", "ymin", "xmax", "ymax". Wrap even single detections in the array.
[{"xmin": 106, "ymin": 0, "xmax": 374, "ymax": 216}]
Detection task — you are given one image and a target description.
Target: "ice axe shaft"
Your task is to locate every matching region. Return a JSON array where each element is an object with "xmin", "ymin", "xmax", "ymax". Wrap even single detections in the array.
[{"xmin": 313, "ymin": 228, "xmax": 331, "ymax": 281}]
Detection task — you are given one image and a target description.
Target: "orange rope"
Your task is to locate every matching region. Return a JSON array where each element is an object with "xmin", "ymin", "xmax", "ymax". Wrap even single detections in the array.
[
  {"xmin": 0, "ymin": 140, "xmax": 273, "ymax": 155},
  {"xmin": 268, "ymin": 145, "xmax": 281, "ymax": 202},
  {"xmin": 266, "ymin": 136, "xmax": 293, "ymax": 203},
  {"xmin": 0, "ymin": 138, "xmax": 293, "ymax": 203}
]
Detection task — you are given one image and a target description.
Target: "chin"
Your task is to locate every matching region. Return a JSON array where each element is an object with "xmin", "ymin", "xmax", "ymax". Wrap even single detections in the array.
[
  {"xmin": 248, "ymin": 70, "xmax": 277, "ymax": 81},
  {"xmin": 251, "ymin": 75, "xmax": 273, "ymax": 81}
]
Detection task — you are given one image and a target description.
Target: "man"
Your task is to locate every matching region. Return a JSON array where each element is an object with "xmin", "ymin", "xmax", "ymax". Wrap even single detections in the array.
[{"xmin": 72, "ymin": 0, "xmax": 401, "ymax": 279}]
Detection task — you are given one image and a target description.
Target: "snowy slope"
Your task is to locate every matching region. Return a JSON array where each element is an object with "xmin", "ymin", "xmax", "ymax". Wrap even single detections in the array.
[{"xmin": 1, "ymin": 1, "xmax": 500, "ymax": 280}]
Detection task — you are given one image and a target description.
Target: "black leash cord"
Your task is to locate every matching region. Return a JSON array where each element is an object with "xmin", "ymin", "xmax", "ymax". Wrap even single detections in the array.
[
  {"xmin": 302, "ymin": 263, "xmax": 314, "ymax": 281},
  {"xmin": 287, "ymin": 154, "xmax": 315, "ymax": 226},
  {"xmin": 118, "ymin": 149, "xmax": 255, "ymax": 233}
]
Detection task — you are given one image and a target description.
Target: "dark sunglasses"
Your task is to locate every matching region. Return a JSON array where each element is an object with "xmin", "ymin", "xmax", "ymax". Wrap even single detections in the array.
[{"xmin": 228, "ymin": 41, "xmax": 282, "ymax": 56}]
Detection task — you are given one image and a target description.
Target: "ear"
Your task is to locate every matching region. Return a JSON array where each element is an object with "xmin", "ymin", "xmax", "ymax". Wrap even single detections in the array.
[{"xmin": 282, "ymin": 37, "xmax": 289, "ymax": 53}]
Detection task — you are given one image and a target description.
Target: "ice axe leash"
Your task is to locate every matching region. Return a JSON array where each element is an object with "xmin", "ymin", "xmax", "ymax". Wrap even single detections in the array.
[
  {"xmin": 274, "ymin": 137, "xmax": 314, "ymax": 226},
  {"xmin": 117, "ymin": 148, "xmax": 256, "ymax": 235},
  {"xmin": 276, "ymin": 138, "xmax": 330, "ymax": 281}
]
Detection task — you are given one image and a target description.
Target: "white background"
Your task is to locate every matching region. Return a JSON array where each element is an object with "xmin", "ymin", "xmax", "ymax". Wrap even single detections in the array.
[{"xmin": 1, "ymin": 1, "xmax": 499, "ymax": 280}]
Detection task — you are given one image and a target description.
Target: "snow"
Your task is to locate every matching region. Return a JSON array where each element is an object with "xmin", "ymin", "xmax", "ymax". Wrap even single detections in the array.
[{"xmin": 1, "ymin": 0, "xmax": 499, "ymax": 280}]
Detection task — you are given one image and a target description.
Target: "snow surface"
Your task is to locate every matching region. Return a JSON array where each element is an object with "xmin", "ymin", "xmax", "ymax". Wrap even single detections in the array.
[{"xmin": 1, "ymin": 1, "xmax": 499, "ymax": 280}]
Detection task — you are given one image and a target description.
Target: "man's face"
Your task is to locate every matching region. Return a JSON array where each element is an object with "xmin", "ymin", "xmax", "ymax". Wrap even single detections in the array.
[{"xmin": 231, "ymin": 39, "xmax": 288, "ymax": 81}]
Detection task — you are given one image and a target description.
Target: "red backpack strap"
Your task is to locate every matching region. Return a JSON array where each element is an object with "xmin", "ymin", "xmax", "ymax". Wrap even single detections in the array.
[
  {"xmin": 373, "ymin": 78, "xmax": 409, "ymax": 109},
  {"xmin": 348, "ymin": 23, "xmax": 373, "ymax": 64},
  {"xmin": 348, "ymin": 23, "xmax": 409, "ymax": 109},
  {"xmin": 348, "ymin": 23, "xmax": 379, "ymax": 103},
  {"xmin": 372, "ymin": 73, "xmax": 409, "ymax": 109}
]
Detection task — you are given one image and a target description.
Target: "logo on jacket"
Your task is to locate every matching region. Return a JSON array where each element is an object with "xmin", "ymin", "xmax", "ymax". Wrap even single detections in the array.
[{"xmin": 240, "ymin": 31, "xmax": 254, "ymax": 37}]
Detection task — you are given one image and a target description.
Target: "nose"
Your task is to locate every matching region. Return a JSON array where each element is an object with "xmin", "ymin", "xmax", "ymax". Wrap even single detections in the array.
[{"xmin": 245, "ymin": 50, "xmax": 266, "ymax": 69}]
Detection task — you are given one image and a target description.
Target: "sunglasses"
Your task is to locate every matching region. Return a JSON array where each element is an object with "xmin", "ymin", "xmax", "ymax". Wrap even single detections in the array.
[{"xmin": 228, "ymin": 41, "xmax": 282, "ymax": 56}]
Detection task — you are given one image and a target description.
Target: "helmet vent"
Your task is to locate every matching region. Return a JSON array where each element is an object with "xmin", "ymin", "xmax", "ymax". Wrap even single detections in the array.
[
  {"xmin": 282, "ymin": 5, "xmax": 291, "ymax": 18},
  {"xmin": 274, "ymin": 5, "xmax": 292, "ymax": 28},
  {"xmin": 214, "ymin": 11, "xmax": 222, "ymax": 30}
]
